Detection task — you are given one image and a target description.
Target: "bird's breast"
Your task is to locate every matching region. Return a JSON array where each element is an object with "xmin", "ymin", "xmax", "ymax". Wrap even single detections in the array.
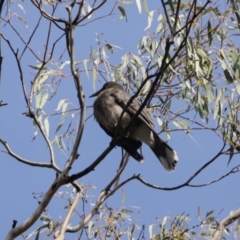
[{"xmin": 93, "ymin": 95, "xmax": 130, "ymax": 133}]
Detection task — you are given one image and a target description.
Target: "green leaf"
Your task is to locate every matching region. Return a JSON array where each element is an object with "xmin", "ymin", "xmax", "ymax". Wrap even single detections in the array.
[
  {"xmin": 161, "ymin": 216, "xmax": 167, "ymax": 229},
  {"xmin": 165, "ymin": 100, "xmax": 171, "ymax": 110},
  {"xmin": 34, "ymin": 73, "xmax": 50, "ymax": 94},
  {"xmin": 168, "ymin": 0, "xmax": 175, "ymax": 13},
  {"xmin": 213, "ymin": 101, "xmax": 221, "ymax": 119},
  {"xmin": 43, "ymin": 0, "xmax": 55, "ymax": 5},
  {"xmin": 214, "ymin": 88, "xmax": 226, "ymax": 119},
  {"xmin": 40, "ymin": 93, "xmax": 49, "ymax": 109},
  {"xmin": 40, "ymin": 216, "xmax": 50, "ymax": 221},
  {"xmin": 142, "ymin": 0, "xmax": 150, "ymax": 16},
  {"xmin": 224, "ymin": 69, "xmax": 234, "ymax": 83},
  {"xmin": 121, "ymin": 1, "xmax": 133, "ymax": 4},
  {"xmin": 61, "ymin": 102, "xmax": 68, "ymax": 120},
  {"xmin": 59, "ymin": 136, "xmax": 66, "ymax": 150},
  {"xmin": 149, "ymin": 224, "xmax": 153, "ymax": 239},
  {"xmin": 51, "ymin": 136, "xmax": 60, "ymax": 148},
  {"xmin": 83, "ymin": 59, "xmax": 89, "ymax": 79},
  {"xmin": 88, "ymin": 221, "xmax": 94, "ymax": 236},
  {"xmin": 203, "ymin": 84, "xmax": 214, "ymax": 103},
  {"xmin": 37, "ymin": 74, "xmax": 49, "ymax": 85},
  {"xmin": 206, "ymin": 216, "xmax": 215, "ymax": 223},
  {"xmin": 29, "ymin": 64, "xmax": 48, "ymax": 70},
  {"xmin": 132, "ymin": 54, "xmax": 146, "ymax": 79},
  {"xmin": 121, "ymin": 208, "xmax": 133, "ymax": 213},
  {"xmin": 44, "ymin": 118, "xmax": 49, "ymax": 137},
  {"xmin": 142, "ymin": 80, "xmax": 151, "ymax": 94},
  {"xmin": 35, "ymin": 94, "xmax": 41, "ymax": 110},
  {"xmin": 206, "ymin": 210, "xmax": 214, "ymax": 218},
  {"xmin": 224, "ymin": 227, "xmax": 230, "ymax": 234},
  {"xmin": 157, "ymin": 116, "xmax": 163, "ymax": 127},
  {"xmin": 55, "ymin": 99, "xmax": 66, "ymax": 111},
  {"xmin": 144, "ymin": 11, "xmax": 154, "ymax": 31},
  {"xmin": 136, "ymin": 0, "xmax": 141, "ymax": 13},
  {"xmin": 172, "ymin": 119, "xmax": 190, "ymax": 131},
  {"xmin": 17, "ymin": 4, "xmax": 25, "ymax": 13},
  {"xmin": 103, "ymin": 60, "xmax": 110, "ymax": 82},
  {"xmin": 207, "ymin": 20, "xmax": 213, "ymax": 45},
  {"xmin": 92, "ymin": 65, "xmax": 97, "ymax": 85},
  {"xmin": 118, "ymin": 6, "xmax": 126, "ymax": 20},
  {"xmin": 55, "ymin": 122, "xmax": 63, "ymax": 133},
  {"xmin": 87, "ymin": 5, "xmax": 93, "ymax": 19},
  {"xmin": 17, "ymin": 16, "xmax": 26, "ymax": 24},
  {"xmin": 105, "ymin": 44, "xmax": 114, "ymax": 53}
]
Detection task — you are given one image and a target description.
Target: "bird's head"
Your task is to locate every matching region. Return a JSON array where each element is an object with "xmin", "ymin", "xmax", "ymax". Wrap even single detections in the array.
[{"xmin": 89, "ymin": 82, "xmax": 124, "ymax": 97}]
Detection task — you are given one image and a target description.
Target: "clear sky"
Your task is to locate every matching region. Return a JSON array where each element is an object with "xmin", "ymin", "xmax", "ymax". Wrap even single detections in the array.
[{"xmin": 1, "ymin": 1, "xmax": 239, "ymax": 239}]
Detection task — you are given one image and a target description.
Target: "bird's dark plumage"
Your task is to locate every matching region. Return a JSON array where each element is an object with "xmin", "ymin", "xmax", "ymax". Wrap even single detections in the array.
[{"xmin": 90, "ymin": 82, "xmax": 179, "ymax": 171}]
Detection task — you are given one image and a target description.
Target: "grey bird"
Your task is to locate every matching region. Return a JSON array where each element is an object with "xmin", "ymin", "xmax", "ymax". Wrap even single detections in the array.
[{"xmin": 90, "ymin": 82, "xmax": 179, "ymax": 171}]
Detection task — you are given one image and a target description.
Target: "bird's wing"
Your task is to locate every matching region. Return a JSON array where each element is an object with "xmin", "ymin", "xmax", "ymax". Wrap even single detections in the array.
[{"xmin": 112, "ymin": 89, "xmax": 155, "ymax": 129}]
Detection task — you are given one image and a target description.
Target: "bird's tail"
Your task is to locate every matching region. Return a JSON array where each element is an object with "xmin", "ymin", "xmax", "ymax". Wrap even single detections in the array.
[{"xmin": 150, "ymin": 132, "xmax": 179, "ymax": 171}]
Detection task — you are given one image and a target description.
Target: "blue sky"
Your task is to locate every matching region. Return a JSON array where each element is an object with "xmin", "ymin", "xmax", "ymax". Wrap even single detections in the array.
[{"xmin": 1, "ymin": 1, "xmax": 239, "ymax": 239}]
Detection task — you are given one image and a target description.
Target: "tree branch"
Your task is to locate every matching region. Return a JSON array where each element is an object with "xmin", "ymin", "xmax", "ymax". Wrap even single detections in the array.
[
  {"xmin": 66, "ymin": 143, "xmax": 115, "ymax": 183},
  {"xmin": 0, "ymin": 138, "xmax": 61, "ymax": 172},
  {"xmin": 211, "ymin": 208, "xmax": 240, "ymax": 240},
  {"xmin": 63, "ymin": 5, "xmax": 86, "ymax": 170},
  {"xmin": 54, "ymin": 183, "xmax": 82, "ymax": 240},
  {"xmin": 6, "ymin": 172, "xmax": 67, "ymax": 239},
  {"xmin": 135, "ymin": 143, "xmax": 229, "ymax": 190}
]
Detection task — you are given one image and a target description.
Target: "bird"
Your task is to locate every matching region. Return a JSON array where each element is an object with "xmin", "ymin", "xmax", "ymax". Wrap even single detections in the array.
[{"xmin": 90, "ymin": 82, "xmax": 179, "ymax": 171}]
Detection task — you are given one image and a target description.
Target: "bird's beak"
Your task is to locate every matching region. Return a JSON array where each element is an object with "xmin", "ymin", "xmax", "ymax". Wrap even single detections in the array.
[{"xmin": 89, "ymin": 88, "xmax": 102, "ymax": 98}]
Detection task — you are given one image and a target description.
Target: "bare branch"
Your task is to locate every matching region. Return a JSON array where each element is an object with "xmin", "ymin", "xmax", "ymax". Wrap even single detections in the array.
[
  {"xmin": 64, "ymin": 5, "xmax": 86, "ymax": 168},
  {"xmin": 173, "ymin": 0, "xmax": 181, "ymax": 34},
  {"xmin": 135, "ymin": 143, "xmax": 228, "ymax": 190},
  {"xmin": 76, "ymin": 0, "xmax": 107, "ymax": 25},
  {"xmin": 62, "ymin": 190, "xmax": 107, "ymax": 233},
  {"xmin": 0, "ymin": 33, "xmax": 30, "ymax": 105},
  {"xmin": 30, "ymin": 0, "xmax": 67, "ymax": 28},
  {"xmin": 6, "ymin": 173, "xmax": 67, "ymax": 239},
  {"xmin": 104, "ymin": 153, "xmax": 130, "ymax": 192},
  {"xmin": 0, "ymin": 19, "xmax": 42, "ymax": 62},
  {"xmin": 64, "ymin": 154, "xmax": 131, "ymax": 233},
  {"xmin": 211, "ymin": 208, "xmax": 240, "ymax": 240},
  {"xmin": 0, "ymin": 138, "xmax": 61, "ymax": 171},
  {"xmin": 55, "ymin": 183, "xmax": 82, "ymax": 240},
  {"xmin": 188, "ymin": 165, "xmax": 240, "ymax": 187},
  {"xmin": 160, "ymin": 0, "xmax": 172, "ymax": 34},
  {"xmin": 19, "ymin": 15, "xmax": 43, "ymax": 60},
  {"xmin": 1, "ymin": 33, "xmax": 58, "ymax": 170},
  {"xmin": 66, "ymin": 144, "xmax": 115, "ymax": 183}
]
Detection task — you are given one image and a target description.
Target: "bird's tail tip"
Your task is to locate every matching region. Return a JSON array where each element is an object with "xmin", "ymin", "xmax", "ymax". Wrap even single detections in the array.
[{"xmin": 161, "ymin": 148, "xmax": 179, "ymax": 171}]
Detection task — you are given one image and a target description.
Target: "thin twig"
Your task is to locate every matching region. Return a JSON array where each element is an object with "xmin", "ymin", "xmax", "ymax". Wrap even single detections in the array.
[{"xmin": 0, "ymin": 138, "xmax": 60, "ymax": 171}]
